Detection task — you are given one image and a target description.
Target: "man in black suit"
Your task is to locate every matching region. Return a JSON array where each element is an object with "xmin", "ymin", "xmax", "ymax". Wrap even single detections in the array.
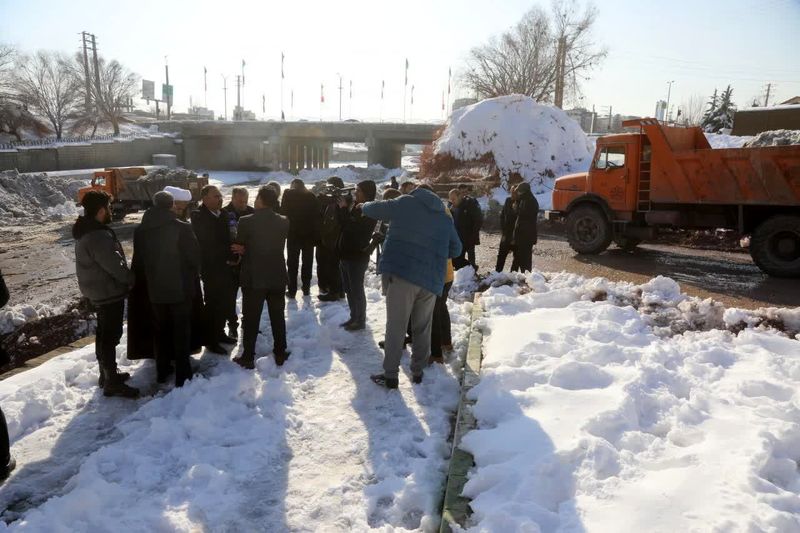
[
  {"xmin": 233, "ymin": 186, "xmax": 291, "ymax": 369},
  {"xmin": 281, "ymin": 178, "xmax": 320, "ymax": 298},
  {"xmin": 191, "ymin": 185, "xmax": 236, "ymax": 354}
]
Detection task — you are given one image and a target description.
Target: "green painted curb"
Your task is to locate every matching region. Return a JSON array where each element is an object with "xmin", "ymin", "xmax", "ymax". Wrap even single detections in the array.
[{"xmin": 440, "ymin": 294, "xmax": 484, "ymax": 533}]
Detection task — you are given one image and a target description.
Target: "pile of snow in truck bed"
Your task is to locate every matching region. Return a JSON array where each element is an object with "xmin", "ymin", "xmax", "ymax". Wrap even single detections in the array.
[
  {"xmin": 0, "ymin": 270, "xmax": 472, "ymax": 531},
  {"xmin": 743, "ymin": 129, "xmax": 800, "ymax": 148},
  {"xmin": 431, "ymin": 95, "xmax": 592, "ymax": 198},
  {"xmin": 458, "ymin": 271, "xmax": 800, "ymax": 532},
  {"xmin": 0, "ymin": 170, "xmax": 86, "ymax": 223}
]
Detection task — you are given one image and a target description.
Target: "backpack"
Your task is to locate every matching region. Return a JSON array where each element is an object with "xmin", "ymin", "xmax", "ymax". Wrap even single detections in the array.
[{"xmin": 320, "ymin": 202, "xmax": 341, "ymax": 249}]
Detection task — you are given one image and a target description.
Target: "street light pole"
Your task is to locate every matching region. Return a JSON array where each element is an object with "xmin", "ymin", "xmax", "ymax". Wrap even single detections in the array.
[
  {"xmin": 337, "ymin": 73, "xmax": 343, "ymax": 121},
  {"xmin": 665, "ymin": 80, "xmax": 675, "ymax": 124},
  {"xmin": 222, "ymin": 74, "xmax": 228, "ymax": 121}
]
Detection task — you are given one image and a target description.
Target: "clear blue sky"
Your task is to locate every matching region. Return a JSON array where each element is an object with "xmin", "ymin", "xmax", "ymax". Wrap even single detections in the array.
[{"xmin": 1, "ymin": 0, "xmax": 798, "ymax": 122}]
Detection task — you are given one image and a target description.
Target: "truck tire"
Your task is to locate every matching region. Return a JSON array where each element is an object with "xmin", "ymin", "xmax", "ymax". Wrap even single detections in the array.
[
  {"xmin": 566, "ymin": 205, "xmax": 612, "ymax": 254},
  {"xmin": 614, "ymin": 236, "xmax": 641, "ymax": 252},
  {"xmin": 750, "ymin": 215, "xmax": 800, "ymax": 278}
]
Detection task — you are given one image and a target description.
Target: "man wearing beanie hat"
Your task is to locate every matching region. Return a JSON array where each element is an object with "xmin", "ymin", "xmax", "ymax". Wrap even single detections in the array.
[
  {"xmin": 361, "ymin": 184, "xmax": 462, "ymax": 389},
  {"xmin": 335, "ymin": 180, "xmax": 377, "ymax": 331}
]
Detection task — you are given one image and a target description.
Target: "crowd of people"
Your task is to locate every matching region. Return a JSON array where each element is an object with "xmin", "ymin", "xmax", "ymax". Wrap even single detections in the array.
[{"xmin": 63, "ymin": 175, "xmax": 541, "ymax": 398}]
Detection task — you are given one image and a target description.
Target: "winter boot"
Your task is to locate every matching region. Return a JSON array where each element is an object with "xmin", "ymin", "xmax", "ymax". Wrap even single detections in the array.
[
  {"xmin": 370, "ymin": 374, "xmax": 399, "ymax": 389},
  {"xmin": 412, "ymin": 372, "xmax": 424, "ymax": 384},
  {"xmin": 344, "ymin": 322, "xmax": 365, "ymax": 332},
  {"xmin": 0, "ymin": 456, "xmax": 16, "ymax": 482},
  {"xmin": 205, "ymin": 344, "xmax": 228, "ymax": 355},
  {"xmin": 103, "ymin": 374, "xmax": 140, "ymax": 399},
  {"xmin": 219, "ymin": 334, "xmax": 237, "ymax": 345},
  {"xmin": 274, "ymin": 350, "xmax": 291, "ymax": 367},
  {"xmin": 234, "ymin": 354, "xmax": 255, "ymax": 369},
  {"xmin": 98, "ymin": 368, "xmax": 131, "ymax": 388}
]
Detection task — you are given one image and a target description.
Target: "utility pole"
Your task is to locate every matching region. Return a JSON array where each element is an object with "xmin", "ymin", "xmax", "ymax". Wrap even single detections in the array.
[
  {"xmin": 222, "ymin": 75, "xmax": 228, "ymax": 120},
  {"xmin": 764, "ymin": 83, "xmax": 772, "ymax": 107},
  {"xmin": 80, "ymin": 32, "xmax": 93, "ymax": 110},
  {"xmin": 164, "ymin": 56, "xmax": 171, "ymax": 120},
  {"xmin": 590, "ymin": 104, "xmax": 596, "ymax": 134},
  {"xmin": 554, "ymin": 36, "xmax": 567, "ymax": 109},
  {"xmin": 235, "ymin": 75, "xmax": 241, "ymax": 120},
  {"xmin": 89, "ymin": 33, "xmax": 102, "ymax": 113},
  {"xmin": 665, "ymin": 80, "xmax": 675, "ymax": 124},
  {"xmin": 608, "ymin": 105, "xmax": 613, "ymax": 131},
  {"xmin": 337, "ymin": 74, "xmax": 343, "ymax": 121}
]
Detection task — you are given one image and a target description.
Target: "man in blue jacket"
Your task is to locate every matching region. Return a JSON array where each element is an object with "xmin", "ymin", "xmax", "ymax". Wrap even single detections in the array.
[{"xmin": 361, "ymin": 185, "xmax": 462, "ymax": 389}]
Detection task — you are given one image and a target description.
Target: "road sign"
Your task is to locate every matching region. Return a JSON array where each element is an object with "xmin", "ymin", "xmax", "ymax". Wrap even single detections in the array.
[
  {"xmin": 162, "ymin": 84, "xmax": 173, "ymax": 105},
  {"xmin": 142, "ymin": 80, "xmax": 155, "ymax": 101}
]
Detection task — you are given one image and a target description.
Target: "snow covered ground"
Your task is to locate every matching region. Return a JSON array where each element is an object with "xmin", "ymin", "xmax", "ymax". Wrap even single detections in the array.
[
  {"xmin": 0, "ymin": 269, "xmax": 472, "ymax": 532},
  {"xmin": 457, "ymin": 270, "xmax": 800, "ymax": 532}
]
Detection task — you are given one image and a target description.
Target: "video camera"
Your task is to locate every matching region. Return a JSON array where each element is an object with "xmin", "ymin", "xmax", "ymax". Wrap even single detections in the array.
[{"xmin": 318, "ymin": 184, "xmax": 356, "ymax": 202}]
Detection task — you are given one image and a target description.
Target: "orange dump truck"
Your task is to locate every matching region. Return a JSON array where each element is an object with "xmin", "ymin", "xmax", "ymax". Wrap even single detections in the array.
[
  {"xmin": 77, "ymin": 167, "xmax": 208, "ymax": 221},
  {"xmin": 545, "ymin": 119, "xmax": 800, "ymax": 277}
]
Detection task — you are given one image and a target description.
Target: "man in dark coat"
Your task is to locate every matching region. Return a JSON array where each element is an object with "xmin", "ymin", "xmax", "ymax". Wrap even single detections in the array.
[
  {"xmin": 72, "ymin": 191, "xmax": 138, "ymax": 398},
  {"xmin": 191, "ymin": 184, "xmax": 236, "ymax": 354},
  {"xmin": 495, "ymin": 185, "xmax": 519, "ymax": 272},
  {"xmin": 510, "ymin": 182, "xmax": 539, "ymax": 273},
  {"xmin": 281, "ymin": 178, "xmax": 321, "ymax": 298},
  {"xmin": 337, "ymin": 180, "xmax": 377, "ymax": 331},
  {"xmin": 233, "ymin": 186, "xmax": 290, "ymax": 369},
  {"xmin": 0, "ymin": 270, "xmax": 15, "ymax": 482},
  {"xmin": 222, "ymin": 187, "xmax": 254, "ymax": 338},
  {"xmin": 453, "ymin": 185, "xmax": 483, "ymax": 270},
  {"xmin": 133, "ymin": 191, "xmax": 201, "ymax": 386},
  {"xmin": 316, "ymin": 176, "xmax": 345, "ymax": 302}
]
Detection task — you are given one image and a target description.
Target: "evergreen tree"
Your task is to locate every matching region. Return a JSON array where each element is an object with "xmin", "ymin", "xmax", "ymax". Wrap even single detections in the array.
[
  {"xmin": 702, "ymin": 85, "xmax": 736, "ymax": 133},
  {"xmin": 701, "ymin": 88, "xmax": 718, "ymax": 131}
]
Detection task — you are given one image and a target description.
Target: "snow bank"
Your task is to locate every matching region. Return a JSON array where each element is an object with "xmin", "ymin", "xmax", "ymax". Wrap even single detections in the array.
[
  {"xmin": 460, "ymin": 271, "xmax": 800, "ymax": 532},
  {"xmin": 0, "ymin": 270, "xmax": 470, "ymax": 531},
  {"xmin": 258, "ymin": 165, "xmax": 409, "ymax": 187},
  {"xmin": 0, "ymin": 170, "xmax": 87, "ymax": 224},
  {"xmin": 430, "ymin": 95, "xmax": 592, "ymax": 198},
  {"xmin": 704, "ymin": 132, "xmax": 752, "ymax": 149},
  {"xmin": 0, "ymin": 303, "xmax": 63, "ymax": 336}
]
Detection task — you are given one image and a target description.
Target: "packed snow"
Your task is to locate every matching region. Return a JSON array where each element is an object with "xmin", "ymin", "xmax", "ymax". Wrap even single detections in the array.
[
  {"xmin": 704, "ymin": 132, "xmax": 752, "ymax": 149},
  {"xmin": 431, "ymin": 95, "xmax": 593, "ymax": 207},
  {"xmin": 0, "ymin": 170, "xmax": 86, "ymax": 224},
  {"xmin": 743, "ymin": 129, "xmax": 800, "ymax": 148},
  {"xmin": 457, "ymin": 270, "xmax": 800, "ymax": 532},
  {"xmin": 0, "ymin": 269, "xmax": 472, "ymax": 531}
]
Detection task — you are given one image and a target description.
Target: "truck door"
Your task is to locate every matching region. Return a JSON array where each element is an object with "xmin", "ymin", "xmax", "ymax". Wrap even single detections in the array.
[{"xmin": 592, "ymin": 144, "xmax": 629, "ymax": 212}]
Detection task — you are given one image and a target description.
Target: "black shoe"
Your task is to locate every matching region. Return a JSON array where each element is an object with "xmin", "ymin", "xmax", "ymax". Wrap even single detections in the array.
[
  {"xmin": 274, "ymin": 350, "xmax": 291, "ymax": 366},
  {"xmin": 233, "ymin": 355, "xmax": 255, "ymax": 369},
  {"xmin": 412, "ymin": 372, "xmax": 424, "ymax": 384},
  {"xmin": 378, "ymin": 340, "xmax": 385, "ymax": 349},
  {"xmin": 370, "ymin": 374, "xmax": 399, "ymax": 389},
  {"xmin": 429, "ymin": 355, "xmax": 444, "ymax": 365},
  {"xmin": 286, "ymin": 290, "xmax": 296, "ymax": 299},
  {"xmin": 340, "ymin": 319, "xmax": 354, "ymax": 328},
  {"xmin": 156, "ymin": 365, "xmax": 175, "ymax": 384},
  {"xmin": 404, "ymin": 335, "xmax": 412, "ymax": 346},
  {"xmin": 219, "ymin": 334, "xmax": 237, "ymax": 345},
  {"xmin": 103, "ymin": 377, "xmax": 140, "ymax": 398},
  {"xmin": 98, "ymin": 369, "xmax": 131, "ymax": 388},
  {"xmin": 205, "ymin": 344, "xmax": 228, "ymax": 355},
  {"xmin": 344, "ymin": 322, "xmax": 365, "ymax": 331},
  {"xmin": 0, "ymin": 456, "xmax": 16, "ymax": 482},
  {"xmin": 227, "ymin": 327, "xmax": 239, "ymax": 340},
  {"xmin": 318, "ymin": 292, "xmax": 339, "ymax": 302},
  {"xmin": 302, "ymin": 287, "xmax": 311, "ymax": 296}
]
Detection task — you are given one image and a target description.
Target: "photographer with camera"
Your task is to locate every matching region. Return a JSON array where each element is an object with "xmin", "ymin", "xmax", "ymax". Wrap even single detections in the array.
[
  {"xmin": 336, "ymin": 180, "xmax": 377, "ymax": 331},
  {"xmin": 316, "ymin": 177, "xmax": 349, "ymax": 302}
]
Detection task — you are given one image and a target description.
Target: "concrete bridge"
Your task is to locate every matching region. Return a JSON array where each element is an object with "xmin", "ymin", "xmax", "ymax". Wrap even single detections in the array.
[{"xmin": 154, "ymin": 121, "xmax": 441, "ymax": 171}]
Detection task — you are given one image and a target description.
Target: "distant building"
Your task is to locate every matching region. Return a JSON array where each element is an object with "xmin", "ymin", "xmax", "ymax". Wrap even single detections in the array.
[
  {"xmin": 732, "ymin": 105, "xmax": 800, "ymax": 135},
  {"xmin": 565, "ymin": 107, "xmax": 640, "ymax": 134},
  {"xmin": 188, "ymin": 106, "xmax": 214, "ymax": 120},
  {"xmin": 233, "ymin": 106, "xmax": 256, "ymax": 121},
  {"xmin": 654, "ymin": 100, "xmax": 667, "ymax": 121},
  {"xmin": 452, "ymin": 98, "xmax": 478, "ymax": 112},
  {"xmin": 565, "ymin": 108, "xmax": 595, "ymax": 133}
]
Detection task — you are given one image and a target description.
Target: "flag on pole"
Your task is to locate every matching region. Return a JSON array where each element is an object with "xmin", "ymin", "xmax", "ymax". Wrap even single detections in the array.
[
  {"xmin": 411, "ymin": 84, "xmax": 414, "ymax": 105},
  {"xmin": 262, "ymin": 94, "xmax": 265, "ymax": 113},
  {"xmin": 349, "ymin": 80, "xmax": 352, "ymax": 99},
  {"xmin": 242, "ymin": 59, "xmax": 245, "ymax": 85},
  {"xmin": 203, "ymin": 66, "xmax": 207, "ymax": 91},
  {"xmin": 447, "ymin": 67, "xmax": 451, "ymax": 96},
  {"xmin": 281, "ymin": 52, "xmax": 285, "ymax": 79},
  {"xmin": 320, "ymin": 83, "xmax": 324, "ymax": 103},
  {"xmin": 404, "ymin": 59, "xmax": 409, "ymax": 86},
  {"xmin": 381, "ymin": 80, "xmax": 384, "ymax": 100}
]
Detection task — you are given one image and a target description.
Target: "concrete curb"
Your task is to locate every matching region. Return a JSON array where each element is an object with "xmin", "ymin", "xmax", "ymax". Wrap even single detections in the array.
[
  {"xmin": 0, "ymin": 336, "xmax": 95, "ymax": 381},
  {"xmin": 440, "ymin": 293, "xmax": 484, "ymax": 533}
]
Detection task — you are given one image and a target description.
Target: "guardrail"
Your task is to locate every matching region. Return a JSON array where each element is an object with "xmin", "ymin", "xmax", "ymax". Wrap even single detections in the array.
[{"xmin": 0, "ymin": 132, "xmax": 175, "ymax": 151}]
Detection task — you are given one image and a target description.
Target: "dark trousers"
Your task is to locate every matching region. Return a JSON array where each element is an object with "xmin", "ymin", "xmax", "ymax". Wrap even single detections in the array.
[
  {"xmin": 316, "ymin": 246, "xmax": 342, "ymax": 295},
  {"xmin": 95, "ymin": 299, "xmax": 124, "ymax": 375},
  {"xmin": 242, "ymin": 288, "xmax": 287, "ymax": 357},
  {"xmin": 341, "ymin": 257, "xmax": 369, "ymax": 325},
  {"xmin": 287, "ymin": 238, "xmax": 314, "ymax": 294},
  {"xmin": 454, "ymin": 245, "xmax": 477, "ymax": 270},
  {"xmin": 202, "ymin": 274, "xmax": 235, "ymax": 343},
  {"xmin": 152, "ymin": 300, "xmax": 193, "ymax": 387},
  {"xmin": 430, "ymin": 281, "xmax": 453, "ymax": 357},
  {"xmin": 1, "ymin": 406, "xmax": 10, "ymax": 470},
  {"xmin": 511, "ymin": 245, "xmax": 533, "ymax": 273},
  {"xmin": 227, "ymin": 271, "xmax": 240, "ymax": 333},
  {"xmin": 496, "ymin": 242, "xmax": 513, "ymax": 272}
]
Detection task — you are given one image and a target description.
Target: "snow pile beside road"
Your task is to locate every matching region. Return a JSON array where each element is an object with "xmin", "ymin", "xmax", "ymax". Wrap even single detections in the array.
[
  {"xmin": 0, "ymin": 303, "xmax": 61, "ymax": 335},
  {"xmin": 427, "ymin": 95, "xmax": 592, "ymax": 192},
  {"xmin": 460, "ymin": 271, "xmax": 800, "ymax": 531},
  {"xmin": 743, "ymin": 129, "xmax": 800, "ymax": 148},
  {"xmin": 705, "ymin": 132, "xmax": 752, "ymax": 148},
  {"xmin": 0, "ymin": 170, "xmax": 86, "ymax": 223}
]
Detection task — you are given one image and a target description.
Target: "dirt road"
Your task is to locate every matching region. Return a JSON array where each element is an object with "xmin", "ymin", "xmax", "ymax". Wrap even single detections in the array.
[{"xmin": 477, "ymin": 230, "xmax": 799, "ymax": 310}]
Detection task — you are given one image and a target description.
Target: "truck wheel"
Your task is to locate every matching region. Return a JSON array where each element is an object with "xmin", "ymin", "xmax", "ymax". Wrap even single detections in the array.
[
  {"xmin": 750, "ymin": 215, "xmax": 800, "ymax": 278},
  {"xmin": 614, "ymin": 236, "xmax": 641, "ymax": 252},
  {"xmin": 566, "ymin": 205, "xmax": 612, "ymax": 254}
]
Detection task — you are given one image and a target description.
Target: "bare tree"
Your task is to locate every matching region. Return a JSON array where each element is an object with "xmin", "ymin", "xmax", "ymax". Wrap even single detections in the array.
[
  {"xmin": 0, "ymin": 44, "xmax": 16, "ymax": 97},
  {"xmin": 461, "ymin": 0, "xmax": 605, "ymax": 106},
  {"xmin": 679, "ymin": 94, "xmax": 704, "ymax": 126},
  {"xmin": 13, "ymin": 51, "xmax": 81, "ymax": 139},
  {"xmin": 0, "ymin": 44, "xmax": 52, "ymax": 141},
  {"xmin": 68, "ymin": 53, "xmax": 138, "ymax": 136}
]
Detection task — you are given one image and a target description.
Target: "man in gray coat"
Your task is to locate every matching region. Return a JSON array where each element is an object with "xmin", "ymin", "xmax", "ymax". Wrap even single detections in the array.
[
  {"xmin": 72, "ymin": 191, "xmax": 138, "ymax": 398},
  {"xmin": 233, "ymin": 187, "xmax": 291, "ymax": 369}
]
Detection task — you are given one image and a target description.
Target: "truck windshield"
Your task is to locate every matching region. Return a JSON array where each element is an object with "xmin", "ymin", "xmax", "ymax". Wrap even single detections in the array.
[{"xmin": 595, "ymin": 145, "xmax": 626, "ymax": 169}]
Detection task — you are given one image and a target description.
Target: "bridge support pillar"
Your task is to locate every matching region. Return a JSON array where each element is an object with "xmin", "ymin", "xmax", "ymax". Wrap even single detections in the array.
[{"xmin": 367, "ymin": 139, "xmax": 403, "ymax": 169}]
